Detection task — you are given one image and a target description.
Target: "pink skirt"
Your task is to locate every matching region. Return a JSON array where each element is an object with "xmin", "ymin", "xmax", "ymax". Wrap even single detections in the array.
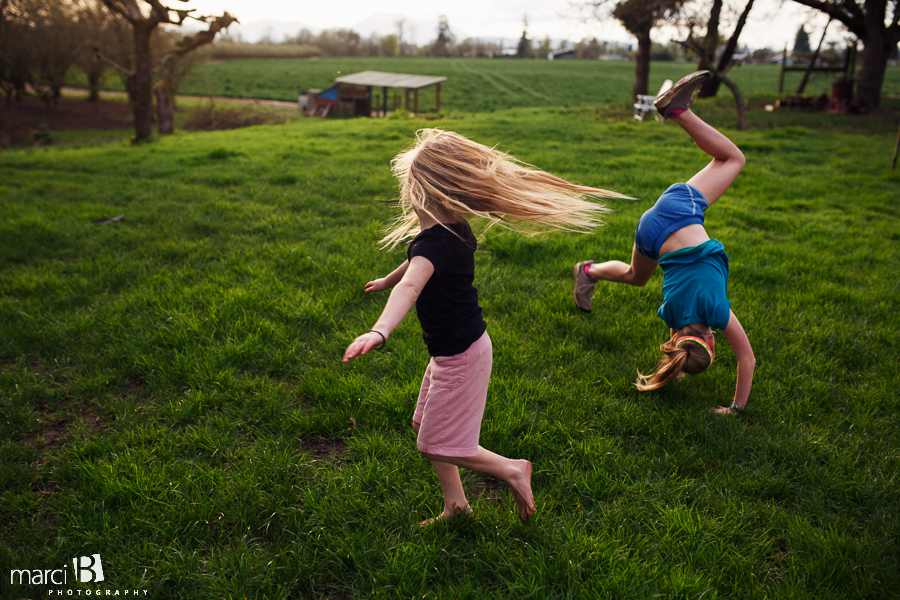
[{"xmin": 413, "ymin": 331, "xmax": 492, "ymax": 457}]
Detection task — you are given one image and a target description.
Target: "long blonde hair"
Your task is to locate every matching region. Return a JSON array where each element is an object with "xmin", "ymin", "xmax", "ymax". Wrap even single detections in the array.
[
  {"xmin": 635, "ymin": 331, "xmax": 714, "ymax": 391},
  {"xmin": 380, "ymin": 128, "xmax": 628, "ymax": 248}
]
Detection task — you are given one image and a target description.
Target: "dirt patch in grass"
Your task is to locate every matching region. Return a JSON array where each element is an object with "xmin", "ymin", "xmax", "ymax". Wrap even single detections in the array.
[
  {"xmin": 124, "ymin": 376, "xmax": 150, "ymax": 400},
  {"xmin": 305, "ymin": 438, "xmax": 348, "ymax": 458},
  {"xmin": 0, "ymin": 95, "xmax": 133, "ymax": 148},
  {"xmin": 28, "ymin": 404, "xmax": 105, "ymax": 452},
  {"xmin": 764, "ymin": 539, "xmax": 791, "ymax": 585},
  {"xmin": 471, "ymin": 475, "xmax": 506, "ymax": 501}
]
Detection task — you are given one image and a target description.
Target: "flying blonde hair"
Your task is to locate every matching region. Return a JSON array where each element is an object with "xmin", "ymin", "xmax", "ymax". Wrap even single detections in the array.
[
  {"xmin": 635, "ymin": 331, "xmax": 714, "ymax": 391},
  {"xmin": 380, "ymin": 128, "xmax": 629, "ymax": 248}
]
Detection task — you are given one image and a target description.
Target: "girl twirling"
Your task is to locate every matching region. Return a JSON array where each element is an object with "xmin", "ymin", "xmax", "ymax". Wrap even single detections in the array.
[{"xmin": 344, "ymin": 129, "xmax": 623, "ymax": 523}]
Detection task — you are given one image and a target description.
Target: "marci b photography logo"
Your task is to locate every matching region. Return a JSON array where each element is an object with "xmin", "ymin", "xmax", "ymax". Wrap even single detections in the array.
[
  {"xmin": 9, "ymin": 554, "xmax": 148, "ymax": 596},
  {"xmin": 73, "ymin": 554, "xmax": 104, "ymax": 583}
]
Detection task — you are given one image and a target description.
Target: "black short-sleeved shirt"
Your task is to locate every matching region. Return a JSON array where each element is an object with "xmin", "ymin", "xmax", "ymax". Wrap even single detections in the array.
[{"xmin": 407, "ymin": 221, "xmax": 487, "ymax": 357}]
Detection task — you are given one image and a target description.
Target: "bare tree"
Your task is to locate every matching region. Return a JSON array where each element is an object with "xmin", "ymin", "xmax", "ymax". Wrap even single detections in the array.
[
  {"xmin": 75, "ymin": 1, "xmax": 122, "ymax": 102},
  {"xmin": 432, "ymin": 15, "xmax": 453, "ymax": 57},
  {"xmin": 395, "ymin": 17, "xmax": 405, "ymax": 48},
  {"xmin": 580, "ymin": 0, "xmax": 683, "ymax": 98},
  {"xmin": 0, "ymin": 0, "xmax": 85, "ymax": 106},
  {"xmin": 612, "ymin": 0, "xmax": 684, "ymax": 98},
  {"xmin": 680, "ymin": 0, "xmax": 755, "ymax": 99},
  {"xmin": 517, "ymin": 14, "xmax": 532, "ymax": 58},
  {"xmin": 681, "ymin": 0, "xmax": 756, "ymax": 129},
  {"xmin": 789, "ymin": 0, "xmax": 900, "ymax": 110},
  {"xmin": 154, "ymin": 12, "xmax": 236, "ymax": 134},
  {"xmin": 0, "ymin": 0, "xmax": 28, "ymax": 102},
  {"xmin": 96, "ymin": 0, "xmax": 233, "ymax": 141}
]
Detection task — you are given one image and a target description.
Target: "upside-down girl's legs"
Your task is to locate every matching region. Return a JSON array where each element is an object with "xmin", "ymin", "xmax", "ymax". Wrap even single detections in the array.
[
  {"xmin": 586, "ymin": 243, "xmax": 659, "ymax": 286},
  {"xmin": 671, "ymin": 110, "xmax": 745, "ymax": 206}
]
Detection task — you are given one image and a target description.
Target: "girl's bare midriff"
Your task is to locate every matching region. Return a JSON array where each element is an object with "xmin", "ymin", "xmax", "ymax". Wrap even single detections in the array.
[{"xmin": 659, "ymin": 223, "xmax": 710, "ymax": 257}]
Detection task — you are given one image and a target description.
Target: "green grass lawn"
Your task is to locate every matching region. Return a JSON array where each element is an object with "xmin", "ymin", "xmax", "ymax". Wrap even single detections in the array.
[{"xmin": 2, "ymin": 101, "xmax": 899, "ymax": 598}]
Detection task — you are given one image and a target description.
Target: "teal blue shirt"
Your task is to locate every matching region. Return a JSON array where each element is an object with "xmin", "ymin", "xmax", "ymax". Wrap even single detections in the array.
[{"xmin": 657, "ymin": 239, "xmax": 732, "ymax": 330}]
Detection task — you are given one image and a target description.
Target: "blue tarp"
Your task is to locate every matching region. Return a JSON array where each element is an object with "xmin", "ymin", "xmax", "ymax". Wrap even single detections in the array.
[{"xmin": 316, "ymin": 87, "xmax": 339, "ymax": 101}]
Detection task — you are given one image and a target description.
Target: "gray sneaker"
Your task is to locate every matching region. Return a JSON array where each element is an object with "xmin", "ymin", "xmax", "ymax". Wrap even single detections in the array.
[
  {"xmin": 653, "ymin": 70, "xmax": 711, "ymax": 119},
  {"xmin": 574, "ymin": 260, "xmax": 596, "ymax": 312}
]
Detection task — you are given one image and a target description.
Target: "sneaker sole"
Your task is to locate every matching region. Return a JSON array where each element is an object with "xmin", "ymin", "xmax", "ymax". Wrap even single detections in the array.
[{"xmin": 653, "ymin": 70, "xmax": 711, "ymax": 117}]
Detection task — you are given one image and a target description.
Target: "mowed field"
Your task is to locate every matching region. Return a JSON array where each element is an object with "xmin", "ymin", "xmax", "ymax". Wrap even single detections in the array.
[
  {"xmin": 143, "ymin": 57, "xmax": 900, "ymax": 113},
  {"xmin": 2, "ymin": 59, "xmax": 900, "ymax": 599}
]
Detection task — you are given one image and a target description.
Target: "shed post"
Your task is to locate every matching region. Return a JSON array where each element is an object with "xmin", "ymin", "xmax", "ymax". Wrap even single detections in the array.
[
  {"xmin": 414, "ymin": 89, "xmax": 419, "ymax": 115},
  {"xmin": 405, "ymin": 89, "xmax": 410, "ymax": 110},
  {"xmin": 436, "ymin": 83, "xmax": 441, "ymax": 113},
  {"xmin": 778, "ymin": 45, "xmax": 786, "ymax": 94},
  {"xmin": 382, "ymin": 86, "xmax": 388, "ymax": 117}
]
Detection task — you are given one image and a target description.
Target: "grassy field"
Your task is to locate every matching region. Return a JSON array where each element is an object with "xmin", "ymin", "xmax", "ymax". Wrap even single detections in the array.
[
  {"xmin": 3, "ymin": 71, "xmax": 900, "ymax": 598},
  {"xmin": 80, "ymin": 56, "xmax": 900, "ymax": 113}
]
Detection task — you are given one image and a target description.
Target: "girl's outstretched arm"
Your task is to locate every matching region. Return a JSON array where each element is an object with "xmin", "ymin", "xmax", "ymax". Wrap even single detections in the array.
[
  {"xmin": 343, "ymin": 256, "xmax": 434, "ymax": 363},
  {"xmin": 366, "ymin": 260, "xmax": 410, "ymax": 293},
  {"xmin": 713, "ymin": 310, "xmax": 756, "ymax": 414}
]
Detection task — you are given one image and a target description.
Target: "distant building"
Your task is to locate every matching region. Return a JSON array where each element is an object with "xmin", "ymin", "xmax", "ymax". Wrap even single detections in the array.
[
  {"xmin": 307, "ymin": 71, "xmax": 447, "ymax": 117},
  {"xmin": 548, "ymin": 48, "xmax": 575, "ymax": 60}
]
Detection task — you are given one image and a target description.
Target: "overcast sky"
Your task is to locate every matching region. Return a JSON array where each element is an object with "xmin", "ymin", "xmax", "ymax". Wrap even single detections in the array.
[{"xmin": 183, "ymin": 0, "xmax": 844, "ymax": 50}]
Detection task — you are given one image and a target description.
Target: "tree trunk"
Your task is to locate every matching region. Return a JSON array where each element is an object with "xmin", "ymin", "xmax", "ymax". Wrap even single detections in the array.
[
  {"xmin": 131, "ymin": 22, "xmax": 154, "ymax": 141},
  {"xmin": 88, "ymin": 69, "xmax": 101, "ymax": 102},
  {"xmin": 633, "ymin": 29, "xmax": 652, "ymax": 99},
  {"xmin": 856, "ymin": 31, "xmax": 888, "ymax": 110},
  {"xmin": 87, "ymin": 56, "xmax": 104, "ymax": 102},
  {"xmin": 697, "ymin": 0, "xmax": 722, "ymax": 97},
  {"xmin": 154, "ymin": 81, "xmax": 174, "ymax": 135}
]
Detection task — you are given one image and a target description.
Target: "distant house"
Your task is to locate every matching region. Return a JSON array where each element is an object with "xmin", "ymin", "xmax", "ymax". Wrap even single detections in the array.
[
  {"xmin": 548, "ymin": 48, "xmax": 575, "ymax": 60},
  {"xmin": 770, "ymin": 53, "xmax": 795, "ymax": 66}
]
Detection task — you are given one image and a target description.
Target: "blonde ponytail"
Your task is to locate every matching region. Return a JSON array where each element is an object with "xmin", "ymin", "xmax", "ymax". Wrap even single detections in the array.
[{"xmin": 635, "ymin": 331, "xmax": 714, "ymax": 391}]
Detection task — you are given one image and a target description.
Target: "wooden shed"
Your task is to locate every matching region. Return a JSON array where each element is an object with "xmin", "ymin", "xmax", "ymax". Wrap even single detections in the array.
[{"xmin": 330, "ymin": 71, "xmax": 448, "ymax": 117}]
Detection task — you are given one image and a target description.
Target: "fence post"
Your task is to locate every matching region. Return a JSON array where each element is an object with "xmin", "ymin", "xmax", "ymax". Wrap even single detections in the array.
[{"xmin": 779, "ymin": 45, "xmax": 786, "ymax": 94}]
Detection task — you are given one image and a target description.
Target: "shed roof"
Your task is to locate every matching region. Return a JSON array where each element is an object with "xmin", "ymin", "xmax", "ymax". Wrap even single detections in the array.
[{"xmin": 334, "ymin": 71, "xmax": 447, "ymax": 90}]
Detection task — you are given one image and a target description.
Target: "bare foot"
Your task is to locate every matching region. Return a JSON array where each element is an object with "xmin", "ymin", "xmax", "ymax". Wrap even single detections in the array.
[
  {"xmin": 418, "ymin": 504, "xmax": 473, "ymax": 527},
  {"xmin": 507, "ymin": 460, "xmax": 534, "ymax": 522}
]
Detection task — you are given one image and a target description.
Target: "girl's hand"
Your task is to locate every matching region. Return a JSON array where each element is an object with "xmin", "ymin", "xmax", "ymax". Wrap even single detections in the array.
[
  {"xmin": 343, "ymin": 331, "xmax": 386, "ymax": 363},
  {"xmin": 365, "ymin": 279, "xmax": 389, "ymax": 293}
]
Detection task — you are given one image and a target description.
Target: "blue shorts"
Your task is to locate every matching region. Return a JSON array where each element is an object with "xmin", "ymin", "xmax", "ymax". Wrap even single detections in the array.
[{"xmin": 634, "ymin": 183, "xmax": 709, "ymax": 260}]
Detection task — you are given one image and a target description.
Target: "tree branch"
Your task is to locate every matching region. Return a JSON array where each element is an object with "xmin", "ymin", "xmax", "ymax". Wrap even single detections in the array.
[
  {"xmin": 158, "ymin": 11, "xmax": 237, "ymax": 74},
  {"xmin": 716, "ymin": 0, "xmax": 755, "ymax": 74},
  {"xmin": 99, "ymin": 0, "xmax": 144, "ymax": 23},
  {"xmin": 681, "ymin": 33, "xmax": 704, "ymax": 58},
  {"xmin": 789, "ymin": 0, "xmax": 866, "ymax": 39},
  {"xmin": 92, "ymin": 47, "xmax": 134, "ymax": 77},
  {"xmin": 710, "ymin": 66, "xmax": 747, "ymax": 130},
  {"xmin": 888, "ymin": 0, "xmax": 900, "ymax": 44},
  {"xmin": 147, "ymin": 0, "xmax": 196, "ymax": 25}
]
